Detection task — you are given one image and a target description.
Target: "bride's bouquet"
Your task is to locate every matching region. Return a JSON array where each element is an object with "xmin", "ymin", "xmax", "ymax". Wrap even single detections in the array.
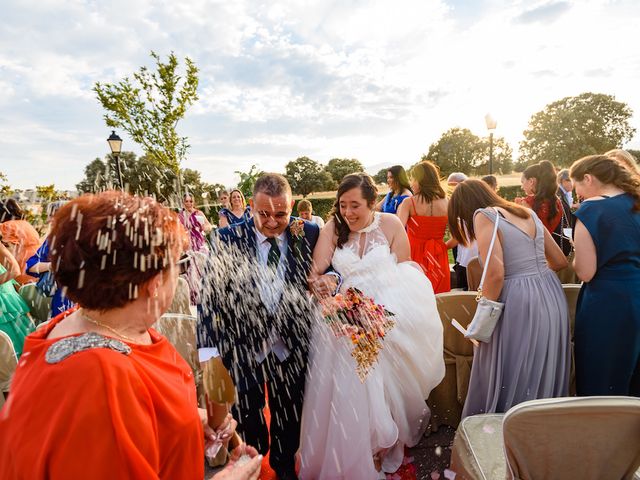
[{"xmin": 320, "ymin": 287, "xmax": 396, "ymax": 382}]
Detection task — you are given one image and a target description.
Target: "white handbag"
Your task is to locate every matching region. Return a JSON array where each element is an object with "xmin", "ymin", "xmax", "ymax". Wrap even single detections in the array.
[{"xmin": 465, "ymin": 208, "xmax": 505, "ymax": 343}]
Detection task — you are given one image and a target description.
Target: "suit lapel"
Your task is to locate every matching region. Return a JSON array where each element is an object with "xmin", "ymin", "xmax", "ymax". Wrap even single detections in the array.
[
  {"xmin": 284, "ymin": 218, "xmax": 297, "ymax": 277},
  {"xmin": 244, "ymin": 218, "xmax": 259, "ymax": 259}
]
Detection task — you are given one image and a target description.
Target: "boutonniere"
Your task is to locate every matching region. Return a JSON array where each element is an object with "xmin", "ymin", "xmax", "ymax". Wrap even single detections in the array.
[
  {"xmin": 289, "ymin": 219, "xmax": 306, "ymax": 262},
  {"xmin": 290, "ymin": 219, "xmax": 306, "ymax": 239}
]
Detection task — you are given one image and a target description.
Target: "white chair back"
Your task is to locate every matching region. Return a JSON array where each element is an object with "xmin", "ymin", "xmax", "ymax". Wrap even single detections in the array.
[
  {"xmin": 0, "ymin": 330, "xmax": 18, "ymax": 409},
  {"xmin": 504, "ymin": 396, "xmax": 640, "ymax": 480},
  {"xmin": 154, "ymin": 313, "xmax": 199, "ymax": 376}
]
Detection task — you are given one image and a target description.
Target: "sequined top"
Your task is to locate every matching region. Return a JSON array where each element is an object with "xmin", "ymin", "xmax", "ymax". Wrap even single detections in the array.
[{"xmin": 0, "ymin": 309, "xmax": 204, "ymax": 479}]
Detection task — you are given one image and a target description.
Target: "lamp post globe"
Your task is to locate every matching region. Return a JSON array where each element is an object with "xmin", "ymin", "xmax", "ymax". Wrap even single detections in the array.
[{"xmin": 107, "ymin": 131, "xmax": 124, "ymax": 189}]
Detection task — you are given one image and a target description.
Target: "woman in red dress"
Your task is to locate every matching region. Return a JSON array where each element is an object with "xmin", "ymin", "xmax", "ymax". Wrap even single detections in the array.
[
  {"xmin": 0, "ymin": 191, "xmax": 261, "ymax": 480},
  {"xmin": 398, "ymin": 161, "xmax": 451, "ymax": 293},
  {"xmin": 515, "ymin": 160, "xmax": 563, "ymax": 234}
]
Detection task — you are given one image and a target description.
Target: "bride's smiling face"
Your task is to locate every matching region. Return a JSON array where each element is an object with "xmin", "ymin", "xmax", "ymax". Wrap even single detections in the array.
[{"xmin": 339, "ymin": 187, "xmax": 374, "ymax": 231}]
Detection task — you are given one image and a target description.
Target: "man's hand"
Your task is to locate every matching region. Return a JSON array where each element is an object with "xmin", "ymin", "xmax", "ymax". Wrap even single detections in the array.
[{"xmin": 309, "ymin": 273, "xmax": 339, "ymax": 299}]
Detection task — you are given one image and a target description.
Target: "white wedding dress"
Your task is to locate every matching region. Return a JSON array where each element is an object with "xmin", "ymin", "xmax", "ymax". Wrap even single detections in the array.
[{"xmin": 299, "ymin": 213, "xmax": 445, "ymax": 479}]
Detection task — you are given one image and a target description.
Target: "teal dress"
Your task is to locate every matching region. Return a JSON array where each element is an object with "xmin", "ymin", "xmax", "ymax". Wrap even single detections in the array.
[
  {"xmin": 0, "ymin": 265, "xmax": 35, "ymax": 358},
  {"xmin": 574, "ymin": 194, "xmax": 640, "ymax": 396}
]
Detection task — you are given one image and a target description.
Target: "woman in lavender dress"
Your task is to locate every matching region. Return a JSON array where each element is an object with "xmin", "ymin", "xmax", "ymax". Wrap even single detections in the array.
[
  {"xmin": 179, "ymin": 194, "xmax": 212, "ymax": 304},
  {"xmin": 448, "ymin": 180, "xmax": 571, "ymax": 417}
]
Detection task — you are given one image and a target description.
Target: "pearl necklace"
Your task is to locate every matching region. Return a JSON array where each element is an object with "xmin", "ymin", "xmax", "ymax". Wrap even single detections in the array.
[{"xmin": 80, "ymin": 309, "xmax": 143, "ymax": 343}]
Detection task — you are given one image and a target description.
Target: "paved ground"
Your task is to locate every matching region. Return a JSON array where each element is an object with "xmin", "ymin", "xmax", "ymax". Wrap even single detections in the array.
[
  {"xmin": 411, "ymin": 426, "xmax": 456, "ymax": 479},
  {"xmin": 205, "ymin": 426, "xmax": 457, "ymax": 479}
]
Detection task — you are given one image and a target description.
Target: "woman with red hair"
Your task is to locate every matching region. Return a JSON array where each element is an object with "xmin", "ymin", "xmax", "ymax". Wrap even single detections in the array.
[{"xmin": 0, "ymin": 191, "xmax": 261, "ymax": 479}]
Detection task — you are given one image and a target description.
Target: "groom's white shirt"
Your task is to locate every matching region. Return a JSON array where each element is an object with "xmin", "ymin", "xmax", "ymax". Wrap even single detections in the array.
[{"xmin": 254, "ymin": 228, "xmax": 290, "ymax": 363}]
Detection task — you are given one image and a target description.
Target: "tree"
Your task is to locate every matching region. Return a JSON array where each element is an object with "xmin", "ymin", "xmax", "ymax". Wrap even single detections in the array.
[
  {"xmin": 76, "ymin": 152, "xmax": 200, "ymax": 204},
  {"xmin": 0, "ymin": 171, "xmax": 11, "ymax": 197},
  {"xmin": 235, "ymin": 165, "xmax": 262, "ymax": 199},
  {"xmin": 423, "ymin": 128, "xmax": 484, "ymax": 176},
  {"xmin": 474, "ymin": 136, "xmax": 514, "ymax": 175},
  {"xmin": 373, "ymin": 168, "xmax": 388, "ymax": 185},
  {"xmin": 36, "ymin": 185, "xmax": 59, "ymax": 202},
  {"xmin": 285, "ymin": 157, "xmax": 332, "ymax": 197},
  {"xmin": 93, "ymin": 51, "xmax": 199, "ymax": 190},
  {"xmin": 518, "ymin": 92, "xmax": 636, "ymax": 168},
  {"xmin": 324, "ymin": 158, "xmax": 365, "ymax": 184}
]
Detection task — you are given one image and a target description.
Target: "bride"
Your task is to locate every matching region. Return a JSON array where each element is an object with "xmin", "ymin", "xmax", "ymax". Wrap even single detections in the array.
[{"xmin": 299, "ymin": 173, "xmax": 445, "ymax": 479}]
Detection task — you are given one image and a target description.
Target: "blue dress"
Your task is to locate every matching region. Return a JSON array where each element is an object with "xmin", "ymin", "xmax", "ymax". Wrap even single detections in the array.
[
  {"xmin": 574, "ymin": 194, "xmax": 640, "ymax": 396},
  {"xmin": 219, "ymin": 206, "xmax": 251, "ymax": 226},
  {"xmin": 25, "ymin": 239, "xmax": 75, "ymax": 318},
  {"xmin": 381, "ymin": 192, "xmax": 410, "ymax": 214}
]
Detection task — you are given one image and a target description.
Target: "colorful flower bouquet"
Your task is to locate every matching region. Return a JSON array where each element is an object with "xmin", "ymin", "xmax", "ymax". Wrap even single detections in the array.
[{"xmin": 320, "ymin": 287, "xmax": 396, "ymax": 382}]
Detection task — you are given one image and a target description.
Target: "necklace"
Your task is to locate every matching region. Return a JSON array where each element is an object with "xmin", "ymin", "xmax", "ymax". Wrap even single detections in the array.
[{"xmin": 80, "ymin": 309, "xmax": 142, "ymax": 343}]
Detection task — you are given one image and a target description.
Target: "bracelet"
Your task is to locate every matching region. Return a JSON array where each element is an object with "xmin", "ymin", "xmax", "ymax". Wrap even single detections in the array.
[{"xmin": 324, "ymin": 271, "xmax": 343, "ymax": 296}]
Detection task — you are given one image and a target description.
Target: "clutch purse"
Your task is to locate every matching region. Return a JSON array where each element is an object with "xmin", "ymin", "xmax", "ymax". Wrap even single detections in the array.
[{"xmin": 465, "ymin": 207, "xmax": 505, "ymax": 343}]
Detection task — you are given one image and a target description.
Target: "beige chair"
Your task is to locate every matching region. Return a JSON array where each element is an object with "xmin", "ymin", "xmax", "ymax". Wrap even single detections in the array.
[
  {"xmin": 167, "ymin": 276, "xmax": 192, "ymax": 316},
  {"xmin": 451, "ymin": 396, "xmax": 640, "ymax": 480},
  {"xmin": 18, "ymin": 283, "xmax": 51, "ymax": 325},
  {"xmin": 563, "ymin": 283, "xmax": 581, "ymax": 396},
  {"xmin": 0, "ymin": 331, "xmax": 18, "ymax": 409},
  {"xmin": 154, "ymin": 313, "xmax": 200, "ymax": 377},
  {"xmin": 427, "ymin": 291, "xmax": 478, "ymax": 430},
  {"xmin": 465, "ymin": 256, "xmax": 483, "ymax": 292}
]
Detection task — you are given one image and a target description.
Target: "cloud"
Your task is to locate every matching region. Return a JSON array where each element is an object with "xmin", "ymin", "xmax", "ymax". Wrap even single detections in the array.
[{"xmin": 514, "ymin": 1, "xmax": 572, "ymax": 24}]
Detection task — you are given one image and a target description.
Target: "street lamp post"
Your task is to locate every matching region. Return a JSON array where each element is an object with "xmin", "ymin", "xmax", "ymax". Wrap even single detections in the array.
[
  {"xmin": 484, "ymin": 114, "xmax": 497, "ymax": 175},
  {"xmin": 107, "ymin": 130, "xmax": 123, "ymax": 190}
]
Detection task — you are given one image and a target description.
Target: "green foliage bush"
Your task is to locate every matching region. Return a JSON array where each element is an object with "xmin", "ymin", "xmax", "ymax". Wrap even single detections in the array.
[{"xmin": 498, "ymin": 185, "xmax": 522, "ymax": 201}]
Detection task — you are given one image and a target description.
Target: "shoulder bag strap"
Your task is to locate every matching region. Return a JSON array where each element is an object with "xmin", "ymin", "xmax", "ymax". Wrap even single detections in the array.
[{"xmin": 477, "ymin": 207, "xmax": 500, "ymax": 298}]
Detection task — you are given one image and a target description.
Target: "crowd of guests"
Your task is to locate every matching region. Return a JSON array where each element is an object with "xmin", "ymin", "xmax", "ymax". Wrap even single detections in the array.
[{"xmin": 0, "ymin": 147, "xmax": 638, "ymax": 478}]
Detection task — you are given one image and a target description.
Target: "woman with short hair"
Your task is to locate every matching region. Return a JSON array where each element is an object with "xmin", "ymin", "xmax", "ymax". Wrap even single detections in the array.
[{"xmin": 0, "ymin": 191, "xmax": 261, "ymax": 479}]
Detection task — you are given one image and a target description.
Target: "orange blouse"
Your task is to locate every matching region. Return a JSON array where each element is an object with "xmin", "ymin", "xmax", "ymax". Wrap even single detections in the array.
[{"xmin": 0, "ymin": 310, "xmax": 204, "ymax": 479}]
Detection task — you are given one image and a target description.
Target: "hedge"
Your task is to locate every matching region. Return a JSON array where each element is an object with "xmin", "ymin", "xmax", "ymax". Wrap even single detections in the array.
[{"xmin": 202, "ymin": 187, "xmax": 523, "ymax": 226}]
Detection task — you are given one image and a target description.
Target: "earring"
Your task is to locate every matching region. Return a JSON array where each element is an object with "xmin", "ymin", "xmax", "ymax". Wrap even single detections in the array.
[{"xmin": 153, "ymin": 290, "xmax": 159, "ymax": 299}]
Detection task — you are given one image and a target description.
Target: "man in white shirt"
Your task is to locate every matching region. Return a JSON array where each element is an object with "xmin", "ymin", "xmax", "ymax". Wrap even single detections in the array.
[
  {"xmin": 296, "ymin": 199, "xmax": 325, "ymax": 228},
  {"xmin": 200, "ymin": 173, "xmax": 337, "ymax": 480}
]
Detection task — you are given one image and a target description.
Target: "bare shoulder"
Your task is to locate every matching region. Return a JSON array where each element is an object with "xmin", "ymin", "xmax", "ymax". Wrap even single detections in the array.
[{"xmin": 378, "ymin": 212, "xmax": 405, "ymax": 235}]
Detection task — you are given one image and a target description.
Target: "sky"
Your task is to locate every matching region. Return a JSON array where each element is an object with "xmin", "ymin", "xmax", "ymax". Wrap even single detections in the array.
[{"xmin": 1, "ymin": 0, "xmax": 639, "ymax": 190}]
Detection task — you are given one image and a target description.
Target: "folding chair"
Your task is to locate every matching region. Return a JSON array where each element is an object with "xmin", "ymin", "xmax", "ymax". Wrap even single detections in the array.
[
  {"xmin": 466, "ymin": 256, "xmax": 483, "ymax": 292},
  {"xmin": 427, "ymin": 291, "xmax": 478, "ymax": 430},
  {"xmin": 450, "ymin": 396, "xmax": 640, "ymax": 480},
  {"xmin": 0, "ymin": 331, "xmax": 18, "ymax": 409}
]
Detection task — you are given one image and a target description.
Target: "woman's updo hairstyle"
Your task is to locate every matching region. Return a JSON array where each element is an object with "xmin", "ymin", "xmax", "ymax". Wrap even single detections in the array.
[
  {"xmin": 522, "ymin": 160, "xmax": 559, "ymax": 222},
  {"xmin": 331, "ymin": 173, "xmax": 378, "ymax": 248}
]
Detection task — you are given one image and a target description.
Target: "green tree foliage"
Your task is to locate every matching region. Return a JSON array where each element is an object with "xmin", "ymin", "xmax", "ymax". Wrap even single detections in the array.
[
  {"xmin": 518, "ymin": 92, "xmax": 636, "ymax": 169},
  {"xmin": 0, "ymin": 171, "xmax": 11, "ymax": 197},
  {"xmin": 93, "ymin": 51, "xmax": 199, "ymax": 182},
  {"xmin": 423, "ymin": 128, "xmax": 513, "ymax": 176},
  {"xmin": 285, "ymin": 157, "xmax": 333, "ymax": 197},
  {"xmin": 373, "ymin": 168, "xmax": 388, "ymax": 185},
  {"xmin": 235, "ymin": 165, "xmax": 263, "ymax": 199},
  {"xmin": 423, "ymin": 128, "xmax": 484, "ymax": 176},
  {"xmin": 474, "ymin": 136, "xmax": 514, "ymax": 175},
  {"xmin": 76, "ymin": 152, "xmax": 205, "ymax": 204},
  {"xmin": 324, "ymin": 158, "xmax": 364, "ymax": 184},
  {"xmin": 36, "ymin": 184, "xmax": 61, "ymax": 203}
]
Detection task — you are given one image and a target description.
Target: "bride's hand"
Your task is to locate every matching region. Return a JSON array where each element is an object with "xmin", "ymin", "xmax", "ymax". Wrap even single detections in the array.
[{"xmin": 309, "ymin": 274, "xmax": 338, "ymax": 299}]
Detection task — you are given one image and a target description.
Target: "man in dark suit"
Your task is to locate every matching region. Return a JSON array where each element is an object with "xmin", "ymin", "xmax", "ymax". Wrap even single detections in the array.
[
  {"xmin": 199, "ymin": 173, "xmax": 337, "ymax": 480},
  {"xmin": 556, "ymin": 168, "xmax": 577, "ymax": 256}
]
